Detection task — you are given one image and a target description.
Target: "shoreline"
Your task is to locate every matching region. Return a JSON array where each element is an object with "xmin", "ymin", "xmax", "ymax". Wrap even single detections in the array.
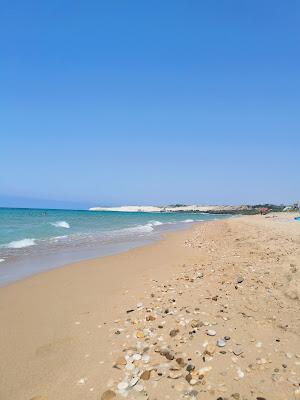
[
  {"xmin": 0, "ymin": 213, "xmax": 299, "ymax": 399},
  {"xmin": 0, "ymin": 219, "xmax": 208, "ymax": 288}
]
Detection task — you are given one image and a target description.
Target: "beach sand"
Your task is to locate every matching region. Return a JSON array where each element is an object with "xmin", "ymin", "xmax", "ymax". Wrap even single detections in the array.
[{"xmin": 0, "ymin": 213, "xmax": 299, "ymax": 400}]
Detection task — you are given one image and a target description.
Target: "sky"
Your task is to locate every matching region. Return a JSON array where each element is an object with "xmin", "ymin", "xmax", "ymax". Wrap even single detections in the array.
[{"xmin": 1, "ymin": 0, "xmax": 299, "ymax": 208}]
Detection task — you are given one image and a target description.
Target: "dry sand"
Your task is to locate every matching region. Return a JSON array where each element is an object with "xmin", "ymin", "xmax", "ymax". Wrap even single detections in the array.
[{"xmin": 0, "ymin": 213, "xmax": 299, "ymax": 400}]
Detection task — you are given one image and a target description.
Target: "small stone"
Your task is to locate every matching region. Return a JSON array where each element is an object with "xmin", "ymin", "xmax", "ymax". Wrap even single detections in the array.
[
  {"xmin": 168, "ymin": 370, "xmax": 183, "ymax": 379},
  {"xmin": 185, "ymin": 373, "xmax": 192, "ymax": 383},
  {"xmin": 101, "ymin": 390, "xmax": 116, "ymax": 400},
  {"xmin": 212, "ymin": 295, "xmax": 218, "ymax": 301},
  {"xmin": 170, "ymin": 329, "xmax": 179, "ymax": 337},
  {"xmin": 256, "ymin": 397, "xmax": 267, "ymax": 400},
  {"xmin": 205, "ymin": 343, "xmax": 216, "ymax": 355},
  {"xmin": 207, "ymin": 329, "xmax": 216, "ymax": 336},
  {"xmin": 186, "ymin": 364, "xmax": 195, "ymax": 372},
  {"xmin": 140, "ymin": 370, "xmax": 151, "ymax": 380},
  {"xmin": 176, "ymin": 357, "xmax": 186, "ymax": 367},
  {"xmin": 126, "ymin": 309, "xmax": 134, "ymax": 313},
  {"xmin": 165, "ymin": 351, "xmax": 175, "ymax": 360},
  {"xmin": 191, "ymin": 319, "xmax": 201, "ymax": 328},
  {"xmin": 146, "ymin": 315, "xmax": 156, "ymax": 321},
  {"xmin": 117, "ymin": 382, "xmax": 129, "ymax": 391},
  {"xmin": 231, "ymin": 394, "xmax": 240, "ymax": 400},
  {"xmin": 136, "ymin": 331, "xmax": 145, "ymax": 339},
  {"xmin": 190, "ymin": 378, "xmax": 198, "ymax": 385},
  {"xmin": 217, "ymin": 339, "xmax": 226, "ymax": 347},
  {"xmin": 129, "ymin": 377, "xmax": 139, "ymax": 387},
  {"xmin": 224, "ymin": 336, "xmax": 231, "ymax": 341},
  {"xmin": 236, "ymin": 277, "xmax": 244, "ymax": 284}
]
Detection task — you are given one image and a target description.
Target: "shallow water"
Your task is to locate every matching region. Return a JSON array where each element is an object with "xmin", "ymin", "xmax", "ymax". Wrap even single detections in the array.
[{"xmin": 0, "ymin": 208, "xmax": 230, "ymax": 286}]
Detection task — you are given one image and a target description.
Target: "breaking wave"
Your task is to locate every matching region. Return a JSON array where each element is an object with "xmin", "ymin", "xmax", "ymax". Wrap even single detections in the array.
[
  {"xmin": 51, "ymin": 221, "xmax": 70, "ymax": 229},
  {"xmin": 4, "ymin": 238, "xmax": 36, "ymax": 249}
]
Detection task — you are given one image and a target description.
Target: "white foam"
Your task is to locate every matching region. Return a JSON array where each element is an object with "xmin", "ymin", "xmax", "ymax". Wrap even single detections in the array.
[
  {"xmin": 183, "ymin": 219, "xmax": 194, "ymax": 223},
  {"xmin": 5, "ymin": 238, "xmax": 36, "ymax": 249},
  {"xmin": 122, "ymin": 224, "xmax": 154, "ymax": 234},
  {"xmin": 148, "ymin": 220, "xmax": 163, "ymax": 226},
  {"xmin": 0, "ymin": 258, "xmax": 5, "ymax": 263},
  {"xmin": 51, "ymin": 221, "xmax": 70, "ymax": 229}
]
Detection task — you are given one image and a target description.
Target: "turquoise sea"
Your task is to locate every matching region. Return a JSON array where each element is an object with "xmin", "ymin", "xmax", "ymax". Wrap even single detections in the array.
[{"xmin": 0, "ymin": 208, "xmax": 230, "ymax": 286}]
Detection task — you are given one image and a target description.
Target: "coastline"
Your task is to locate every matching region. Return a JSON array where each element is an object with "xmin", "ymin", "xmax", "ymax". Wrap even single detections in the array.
[{"xmin": 0, "ymin": 213, "xmax": 299, "ymax": 399}]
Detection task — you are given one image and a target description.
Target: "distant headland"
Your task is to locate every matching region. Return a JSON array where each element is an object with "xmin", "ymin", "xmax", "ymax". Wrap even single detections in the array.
[{"xmin": 89, "ymin": 203, "xmax": 298, "ymax": 215}]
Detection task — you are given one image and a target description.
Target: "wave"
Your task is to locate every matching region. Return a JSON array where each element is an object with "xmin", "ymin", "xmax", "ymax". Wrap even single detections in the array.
[
  {"xmin": 148, "ymin": 220, "xmax": 163, "ymax": 226},
  {"xmin": 123, "ymin": 224, "xmax": 154, "ymax": 234},
  {"xmin": 0, "ymin": 258, "xmax": 5, "ymax": 263},
  {"xmin": 183, "ymin": 219, "xmax": 194, "ymax": 223},
  {"xmin": 51, "ymin": 221, "xmax": 70, "ymax": 229},
  {"xmin": 4, "ymin": 238, "xmax": 36, "ymax": 249}
]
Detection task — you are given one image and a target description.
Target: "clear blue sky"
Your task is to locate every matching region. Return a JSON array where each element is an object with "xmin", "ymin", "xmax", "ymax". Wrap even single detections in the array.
[{"xmin": 1, "ymin": 0, "xmax": 299, "ymax": 208}]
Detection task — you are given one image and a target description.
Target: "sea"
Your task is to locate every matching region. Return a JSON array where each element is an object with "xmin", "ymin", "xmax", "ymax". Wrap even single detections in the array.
[{"xmin": 0, "ymin": 208, "xmax": 230, "ymax": 286}]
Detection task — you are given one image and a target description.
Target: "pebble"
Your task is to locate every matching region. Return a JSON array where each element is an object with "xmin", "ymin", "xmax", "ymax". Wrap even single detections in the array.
[
  {"xmin": 117, "ymin": 382, "xmax": 129, "ymax": 391},
  {"xmin": 168, "ymin": 370, "xmax": 183, "ymax": 379},
  {"xmin": 207, "ymin": 329, "xmax": 216, "ymax": 336},
  {"xmin": 205, "ymin": 343, "xmax": 216, "ymax": 355},
  {"xmin": 136, "ymin": 331, "xmax": 145, "ymax": 339},
  {"xmin": 236, "ymin": 277, "xmax": 244, "ymax": 284},
  {"xmin": 140, "ymin": 370, "xmax": 151, "ymax": 380},
  {"xmin": 101, "ymin": 390, "xmax": 116, "ymax": 400},
  {"xmin": 217, "ymin": 339, "xmax": 226, "ymax": 347},
  {"xmin": 129, "ymin": 377, "xmax": 139, "ymax": 387},
  {"xmin": 186, "ymin": 364, "xmax": 195, "ymax": 372},
  {"xmin": 169, "ymin": 329, "xmax": 179, "ymax": 337}
]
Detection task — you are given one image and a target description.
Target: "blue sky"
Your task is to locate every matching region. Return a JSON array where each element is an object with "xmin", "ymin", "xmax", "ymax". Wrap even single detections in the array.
[{"xmin": 1, "ymin": 0, "xmax": 299, "ymax": 208}]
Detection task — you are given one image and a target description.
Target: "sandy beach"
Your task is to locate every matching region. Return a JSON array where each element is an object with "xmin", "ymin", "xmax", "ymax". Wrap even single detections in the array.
[{"xmin": 0, "ymin": 213, "xmax": 299, "ymax": 400}]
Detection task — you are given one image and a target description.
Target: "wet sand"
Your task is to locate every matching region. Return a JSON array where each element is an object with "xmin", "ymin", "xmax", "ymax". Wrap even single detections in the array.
[{"xmin": 0, "ymin": 213, "xmax": 299, "ymax": 400}]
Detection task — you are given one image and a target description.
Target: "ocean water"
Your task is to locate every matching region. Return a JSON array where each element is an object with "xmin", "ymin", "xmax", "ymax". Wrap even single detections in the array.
[{"xmin": 0, "ymin": 208, "xmax": 230, "ymax": 286}]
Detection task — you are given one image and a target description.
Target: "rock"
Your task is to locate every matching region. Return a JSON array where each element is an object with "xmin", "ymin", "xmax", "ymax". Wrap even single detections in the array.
[
  {"xmin": 231, "ymin": 394, "xmax": 240, "ymax": 400},
  {"xmin": 217, "ymin": 339, "xmax": 226, "ymax": 347},
  {"xmin": 101, "ymin": 390, "xmax": 116, "ymax": 400},
  {"xmin": 117, "ymin": 382, "xmax": 129, "ymax": 391},
  {"xmin": 186, "ymin": 364, "xmax": 195, "ymax": 372},
  {"xmin": 224, "ymin": 336, "xmax": 231, "ymax": 341},
  {"xmin": 205, "ymin": 343, "xmax": 216, "ymax": 355},
  {"xmin": 176, "ymin": 357, "xmax": 186, "ymax": 367},
  {"xmin": 129, "ymin": 376, "xmax": 139, "ymax": 387},
  {"xmin": 212, "ymin": 295, "xmax": 218, "ymax": 301},
  {"xmin": 170, "ymin": 329, "xmax": 179, "ymax": 337},
  {"xmin": 126, "ymin": 309, "xmax": 135, "ymax": 313},
  {"xmin": 168, "ymin": 370, "xmax": 183, "ymax": 379},
  {"xmin": 207, "ymin": 329, "xmax": 216, "ymax": 336},
  {"xmin": 146, "ymin": 315, "xmax": 156, "ymax": 321},
  {"xmin": 165, "ymin": 351, "xmax": 175, "ymax": 360},
  {"xmin": 140, "ymin": 370, "xmax": 151, "ymax": 380},
  {"xmin": 191, "ymin": 319, "xmax": 203, "ymax": 328},
  {"xmin": 236, "ymin": 277, "xmax": 244, "ymax": 284},
  {"xmin": 136, "ymin": 331, "xmax": 145, "ymax": 339}
]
